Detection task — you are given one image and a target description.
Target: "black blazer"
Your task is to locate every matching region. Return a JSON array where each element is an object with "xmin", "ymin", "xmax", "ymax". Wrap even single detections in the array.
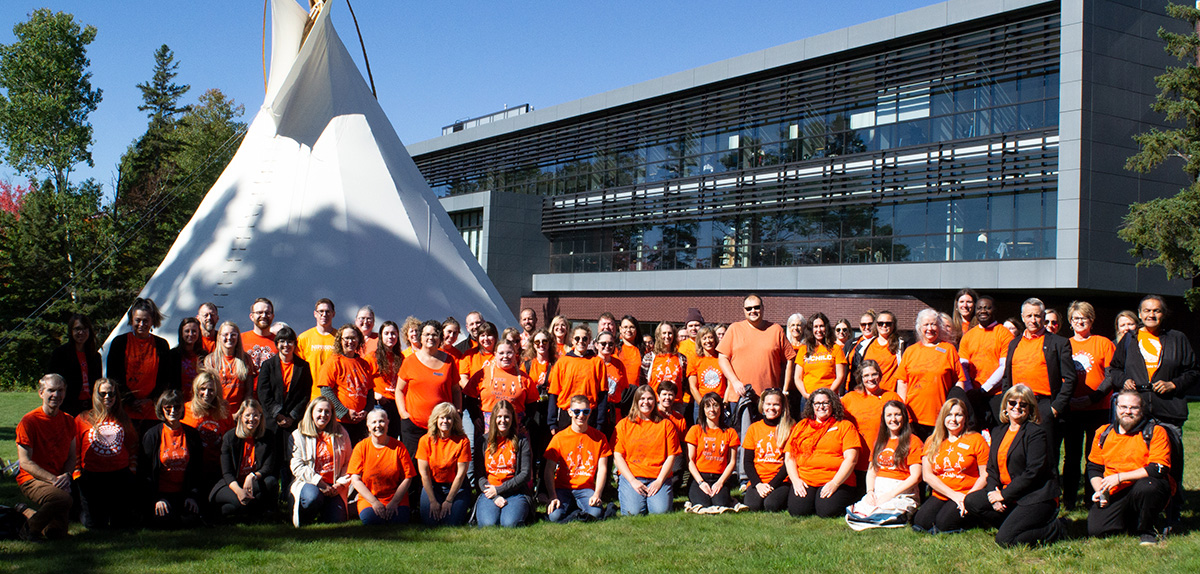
[
  {"xmin": 139, "ymin": 422, "xmax": 205, "ymax": 501},
  {"xmin": 48, "ymin": 342, "xmax": 102, "ymax": 416},
  {"xmin": 210, "ymin": 428, "xmax": 277, "ymax": 499},
  {"xmin": 984, "ymin": 421, "xmax": 1060, "ymax": 505},
  {"xmin": 256, "ymin": 355, "xmax": 313, "ymax": 431},
  {"xmin": 107, "ymin": 333, "xmax": 172, "ymax": 411},
  {"xmin": 1000, "ymin": 332, "xmax": 1076, "ymax": 415},
  {"xmin": 1099, "ymin": 329, "xmax": 1198, "ymax": 425}
]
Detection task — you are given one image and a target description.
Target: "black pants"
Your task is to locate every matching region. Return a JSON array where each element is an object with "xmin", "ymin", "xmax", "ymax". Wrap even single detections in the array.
[
  {"xmin": 210, "ymin": 475, "xmax": 280, "ymax": 519},
  {"xmin": 744, "ymin": 482, "xmax": 789, "ymax": 512},
  {"xmin": 964, "ymin": 490, "xmax": 1061, "ymax": 547},
  {"xmin": 688, "ymin": 472, "xmax": 735, "ymax": 507},
  {"xmin": 79, "ymin": 469, "xmax": 137, "ymax": 529},
  {"xmin": 912, "ymin": 495, "xmax": 976, "ymax": 533},
  {"xmin": 1087, "ymin": 477, "xmax": 1170, "ymax": 538},
  {"xmin": 1060, "ymin": 409, "xmax": 1109, "ymax": 507},
  {"xmin": 788, "ymin": 482, "xmax": 856, "ymax": 518},
  {"xmin": 1159, "ymin": 421, "xmax": 1185, "ymax": 522},
  {"xmin": 376, "ymin": 398, "xmax": 402, "ymax": 438}
]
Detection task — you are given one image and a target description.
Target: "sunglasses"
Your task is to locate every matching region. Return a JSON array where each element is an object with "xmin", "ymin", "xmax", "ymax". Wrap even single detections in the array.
[
  {"xmin": 744, "ymin": 305, "xmax": 762, "ymax": 311},
  {"xmin": 569, "ymin": 408, "xmax": 591, "ymax": 417},
  {"xmin": 834, "ymin": 327, "xmax": 850, "ymax": 333},
  {"xmin": 534, "ymin": 339, "xmax": 549, "ymax": 345},
  {"xmin": 572, "ymin": 336, "xmax": 589, "ymax": 342},
  {"xmin": 876, "ymin": 321, "xmax": 894, "ymax": 327},
  {"xmin": 597, "ymin": 341, "xmax": 615, "ymax": 347},
  {"xmin": 860, "ymin": 321, "xmax": 874, "ymax": 327},
  {"xmin": 1006, "ymin": 399, "xmax": 1028, "ymax": 410}
]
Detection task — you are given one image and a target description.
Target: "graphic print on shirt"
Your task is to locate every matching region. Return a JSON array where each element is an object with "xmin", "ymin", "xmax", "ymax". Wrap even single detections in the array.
[
  {"xmin": 1138, "ymin": 335, "xmax": 1162, "ymax": 370},
  {"xmin": 699, "ymin": 434, "xmax": 730, "ymax": 465},
  {"xmin": 699, "ymin": 366, "xmax": 723, "ymax": 393},
  {"xmin": 343, "ymin": 370, "xmax": 370, "ymax": 400},
  {"xmin": 651, "ymin": 359, "xmax": 681, "ymax": 385},
  {"xmin": 875, "ymin": 445, "xmax": 897, "ymax": 472},
  {"xmin": 486, "ymin": 447, "xmax": 515, "ymax": 478},
  {"xmin": 564, "ymin": 442, "xmax": 597, "ymax": 479},
  {"xmin": 88, "ymin": 420, "xmax": 126, "ymax": 457},
  {"xmin": 936, "ymin": 438, "xmax": 971, "ymax": 480},
  {"xmin": 195, "ymin": 420, "xmax": 224, "ymax": 452},
  {"xmin": 754, "ymin": 430, "xmax": 783, "ymax": 464},
  {"xmin": 1073, "ymin": 351, "xmax": 1096, "ymax": 380}
]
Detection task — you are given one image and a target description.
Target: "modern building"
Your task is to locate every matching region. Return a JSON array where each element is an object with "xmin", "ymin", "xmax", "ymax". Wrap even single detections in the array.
[{"xmin": 414, "ymin": 0, "xmax": 1193, "ymax": 331}]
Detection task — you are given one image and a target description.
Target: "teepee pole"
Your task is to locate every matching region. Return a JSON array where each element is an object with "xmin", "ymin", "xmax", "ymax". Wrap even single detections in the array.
[{"xmin": 345, "ymin": 0, "xmax": 377, "ymax": 99}]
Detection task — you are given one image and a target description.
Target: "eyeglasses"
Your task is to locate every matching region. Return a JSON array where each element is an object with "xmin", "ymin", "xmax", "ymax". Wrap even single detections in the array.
[
  {"xmin": 569, "ymin": 408, "xmax": 591, "ymax": 417},
  {"xmin": 812, "ymin": 401, "xmax": 831, "ymax": 407},
  {"xmin": 1006, "ymin": 399, "xmax": 1028, "ymax": 411},
  {"xmin": 744, "ymin": 305, "xmax": 762, "ymax": 311},
  {"xmin": 572, "ymin": 336, "xmax": 589, "ymax": 342}
]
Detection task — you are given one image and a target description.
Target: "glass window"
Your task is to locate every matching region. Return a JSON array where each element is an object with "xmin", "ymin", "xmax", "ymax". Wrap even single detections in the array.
[
  {"xmin": 894, "ymin": 202, "xmax": 926, "ymax": 236},
  {"xmin": 989, "ymin": 194, "xmax": 1015, "ymax": 230}
]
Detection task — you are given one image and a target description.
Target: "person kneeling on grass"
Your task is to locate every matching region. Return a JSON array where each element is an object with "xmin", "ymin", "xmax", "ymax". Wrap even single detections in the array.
[
  {"xmin": 684, "ymin": 392, "xmax": 743, "ymax": 513},
  {"xmin": 416, "ymin": 402, "xmax": 472, "ymax": 526},
  {"xmin": 474, "ymin": 400, "xmax": 533, "ymax": 527},
  {"xmin": 912, "ymin": 398, "xmax": 989, "ymax": 534},
  {"xmin": 210, "ymin": 399, "xmax": 278, "ymax": 521},
  {"xmin": 14, "ymin": 374, "xmax": 77, "ymax": 540},
  {"xmin": 289, "ymin": 396, "xmax": 353, "ymax": 527},
  {"xmin": 784, "ymin": 387, "xmax": 860, "ymax": 518},
  {"xmin": 614, "ymin": 384, "xmax": 682, "ymax": 515},
  {"xmin": 846, "ymin": 400, "xmax": 922, "ymax": 529},
  {"xmin": 544, "ymin": 395, "xmax": 612, "ymax": 522},
  {"xmin": 1086, "ymin": 389, "xmax": 1172, "ymax": 546},
  {"xmin": 348, "ymin": 408, "xmax": 416, "ymax": 525},
  {"xmin": 140, "ymin": 390, "xmax": 204, "ymax": 529},
  {"xmin": 742, "ymin": 388, "xmax": 793, "ymax": 512}
]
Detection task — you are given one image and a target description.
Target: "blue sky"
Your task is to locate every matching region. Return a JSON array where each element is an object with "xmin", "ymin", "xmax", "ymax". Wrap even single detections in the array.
[{"xmin": 0, "ymin": 0, "xmax": 941, "ymax": 193}]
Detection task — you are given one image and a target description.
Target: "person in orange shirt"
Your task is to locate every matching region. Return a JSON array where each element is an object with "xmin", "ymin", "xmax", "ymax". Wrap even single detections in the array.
[
  {"xmin": 518, "ymin": 307, "xmax": 538, "ymax": 352},
  {"xmin": 203, "ymin": 321, "xmax": 256, "ymax": 414},
  {"xmin": 897, "ymin": 309, "xmax": 966, "ymax": 439},
  {"xmin": 1087, "ymin": 390, "xmax": 1172, "ymax": 544},
  {"xmin": 297, "ymin": 299, "xmax": 338, "ymax": 401},
  {"xmin": 441, "ymin": 317, "xmax": 465, "ymax": 360},
  {"xmin": 256, "ymin": 326, "xmax": 313, "ymax": 450},
  {"xmin": 785, "ymin": 313, "xmax": 805, "ymax": 354},
  {"xmin": 640, "ymin": 322, "xmax": 688, "ymax": 406},
  {"xmin": 366, "ymin": 321, "xmax": 404, "ymax": 438},
  {"xmin": 595, "ymin": 330, "xmax": 628, "ymax": 432},
  {"xmin": 400, "ymin": 316, "xmax": 422, "ymax": 358},
  {"xmin": 913, "ymin": 398, "xmax": 989, "ymax": 534},
  {"xmin": 548, "ymin": 325, "xmax": 608, "ymax": 432},
  {"xmin": 544, "ymin": 395, "xmax": 612, "ymax": 522},
  {"xmin": 75, "ymin": 378, "xmax": 138, "ymax": 529},
  {"xmin": 678, "ymin": 308, "xmax": 705, "ymax": 361},
  {"xmin": 197, "ymin": 302, "xmax": 220, "ymax": 354},
  {"xmin": 617, "ymin": 315, "xmax": 644, "ymax": 386},
  {"xmin": 210, "ymin": 399, "xmax": 278, "ymax": 521},
  {"xmin": 107, "ymin": 298, "xmax": 172, "ymax": 430},
  {"xmin": 656, "ymin": 381, "xmax": 688, "ymax": 492},
  {"xmin": 397, "ymin": 320, "xmax": 461, "ymax": 462},
  {"xmin": 355, "ymin": 305, "xmax": 379, "ymax": 358},
  {"xmin": 241, "ymin": 298, "xmax": 278, "ymax": 370},
  {"xmin": 549, "ymin": 315, "xmax": 572, "ymax": 357},
  {"xmin": 15, "ymin": 374, "xmax": 77, "ymax": 540},
  {"xmin": 1000, "ymin": 298, "xmax": 1076, "ymax": 462},
  {"xmin": 316, "ymin": 324, "xmax": 375, "ymax": 443},
  {"xmin": 832, "ymin": 319, "xmax": 854, "ymax": 362},
  {"xmin": 742, "ymin": 388, "xmax": 793, "ymax": 512},
  {"xmin": 522, "ymin": 327, "xmax": 557, "ymax": 484},
  {"xmin": 858, "ymin": 310, "xmax": 903, "ymax": 393},
  {"xmin": 784, "ymin": 388, "xmax": 861, "ymax": 518},
  {"xmin": 951, "ymin": 287, "xmax": 979, "ymax": 346},
  {"xmin": 169, "ymin": 318, "xmax": 206, "ymax": 403},
  {"xmin": 792, "ymin": 312, "xmax": 849, "ymax": 406},
  {"xmin": 348, "ymin": 408, "xmax": 416, "ymax": 525},
  {"xmin": 685, "ymin": 392, "xmax": 741, "ymax": 513},
  {"xmin": 49, "ymin": 313, "xmax": 102, "ymax": 416},
  {"xmin": 416, "ymin": 402, "xmax": 471, "ymax": 526},
  {"xmin": 182, "ymin": 370, "xmax": 234, "ymax": 489},
  {"xmin": 958, "ymin": 296, "xmax": 1013, "ymax": 428},
  {"xmin": 614, "ymin": 385, "xmax": 681, "ymax": 515},
  {"xmin": 288, "ymin": 396, "xmax": 353, "ymax": 527},
  {"xmin": 473, "ymin": 400, "xmax": 533, "ymax": 527},
  {"xmin": 687, "ymin": 326, "xmax": 728, "ymax": 418},
  {"xmin": 139, "ymin": 390, "xmax": 204, "ymax": 529},
  {"xmin": 1061, "ymin": 300, "xmax": 1117, "ymax": 509},
  {"xmin": 842, "ymin": 360, "xmax": 903, "ymax": 486},
  {"xmin": 848, "ymin": 400, "xmax": 922, "ymax": 521},
  {"xmin": 458, "ymin": 321, "xmax": 498, "ymax": 470},
  {"xmin": 471, "ymin": 341, "xmax": 537, "ymax": 425}
]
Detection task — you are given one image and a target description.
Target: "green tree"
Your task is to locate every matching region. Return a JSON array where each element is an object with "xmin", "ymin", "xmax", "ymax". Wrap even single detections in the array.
[
  {"xmin": 137, "ymin": 44, "xmax": 190, "ymax": 129},
  {"xmin": 1124, "ymin": 2, "xmax": 1200, "ymax": 308}
]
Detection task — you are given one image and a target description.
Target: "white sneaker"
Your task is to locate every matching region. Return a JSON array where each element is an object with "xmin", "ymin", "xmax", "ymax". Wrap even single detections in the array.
[{"xmin": 733, "ymin": 503, "xmax": 749, "ymax": 513}]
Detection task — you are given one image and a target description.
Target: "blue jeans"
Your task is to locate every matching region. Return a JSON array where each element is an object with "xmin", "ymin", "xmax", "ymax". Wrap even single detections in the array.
[
  {"xmin": 618, "ymin": 476, "xmax": 672, "ymax": 516},
  {"xmin": 419, "ymin": 483, "xmax": 471, "ymax": 526},
  {"xmin": 297, "ymin": 483, "xmax": 348, "ymax": 525},
  {"xmin": 474, "ymin": 492, "xmax": 531, "ymax": 527},
  {"xmin": 547, "ymin": 488, "xmax": 603, "ymax": 522},
  {"xmin": 359, "ymin": 504, "xmax": 411, "ymax": 525}
]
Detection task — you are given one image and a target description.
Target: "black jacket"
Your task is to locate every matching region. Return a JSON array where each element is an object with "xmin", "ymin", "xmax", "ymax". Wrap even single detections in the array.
[
  {"xmin": 984, "ymin": 421, "xmax": 1060, "ymax": 505},
  {"xmin": 256, "ymin": 355, "xmax": 313, "ymax": 431},
  {"xmin": 107, "ymin": 333, "xmax": 172, "ymax": 411},
  {"xmin": 139, "ymin": 422, "xmax": 205, "ymax": 501},
  {"xmin": 209, "ymin": 428, "xmax": 277, "ymax": 500},
  {"xmin": 48, "ymin": 342, "xmax": 101, "ymax": 416},
  {"xmin": 1000, "ymin": 331, "xmax": 1076, "ymax": 416},
  {"xmin": 1098, "ymin": 329, "xmax": 1198, "ymax": 425}
]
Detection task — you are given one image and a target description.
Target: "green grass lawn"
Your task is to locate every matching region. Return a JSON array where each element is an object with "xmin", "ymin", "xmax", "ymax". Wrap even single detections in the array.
[{"xmin": 2, "ymin": 392, "xmax": 1200, "ymax": 573}]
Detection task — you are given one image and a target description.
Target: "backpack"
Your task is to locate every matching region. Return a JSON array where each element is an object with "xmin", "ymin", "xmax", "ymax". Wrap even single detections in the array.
[{"xmin": 1097, "ymin": 419, "xmax": 1158, "ymax": 450}]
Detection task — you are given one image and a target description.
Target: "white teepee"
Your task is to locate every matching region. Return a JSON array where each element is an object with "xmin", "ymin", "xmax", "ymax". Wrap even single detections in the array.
[{"xmin": 105, "ymin": 0, "xmax": 516, "ymax": 348}]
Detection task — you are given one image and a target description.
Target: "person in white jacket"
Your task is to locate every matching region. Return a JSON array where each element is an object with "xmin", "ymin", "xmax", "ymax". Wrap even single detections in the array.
[{"xmin": 289, "ymin": 396, "xmax": 352, "ymax": 527}]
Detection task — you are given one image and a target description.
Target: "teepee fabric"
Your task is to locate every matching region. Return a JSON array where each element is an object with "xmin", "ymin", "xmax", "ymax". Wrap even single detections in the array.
[{"xmin": 105, "ymin": 0, "xmax": 516, "ymax": 348}]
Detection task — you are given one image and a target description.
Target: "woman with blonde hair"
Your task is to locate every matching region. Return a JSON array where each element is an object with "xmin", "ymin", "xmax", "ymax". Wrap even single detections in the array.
[
  {"xmin": 613, "ymin": 384, "xmax": 681, "ymax": 515},
  {"xmin": 1062, "ymin": 300, "xmax": 1116, "ymax": 509},
  {"xmin": 181, "ymin": 370, "xmax": 233, "ymax": 489},
  {"xmin": 316, "ymin": 324, "xmax": 375, "ymax": 443},
  {"xmin": 549, "ymin": 315, "xmax": 572, "ymax": 356},
  {"xmin": 913, "ymin": 398, "xmax": 989, "ymax": 534},
  {"xmin": 640, "ymin": 321, "xmax": 687, "ymax": 401},
  {"xmin": 289, "ymin": 396, "xmax": 353, "ymax": 527},
  {"xmin": 75, "ymin": 378, "xmax": 138, "ymax": 528},
  {"xmin": 400, "ymin": 316, "xmax": 423, "ymax": 358},
  {"xmin": 416, "ymin": 402, "xmax": 471, "ymax": 526},
  {"xmin": 210, "ymin": 399, "xmax": 277, "ymax": 520},
  {"xmin": 202, "ymin": 321, "xmax": 255, "ymax": 412},
  {"xmin": 742, "ymin": 388, "xmax": 794, "ymax": 512}
]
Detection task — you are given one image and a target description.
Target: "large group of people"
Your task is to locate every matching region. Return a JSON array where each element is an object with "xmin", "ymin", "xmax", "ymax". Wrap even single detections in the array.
[{"xmin": 10, "ymin": 289, "xmax": 1193, "ymax": 548}]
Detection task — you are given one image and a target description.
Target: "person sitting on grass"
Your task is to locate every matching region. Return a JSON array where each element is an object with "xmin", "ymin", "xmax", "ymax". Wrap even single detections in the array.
[
  {"xmin": 14, "ymin": 374, "xmax": 77, "ymax": 540},
  {"xmin": 846, "ymin": 400, "xmax": 921, "ymax": 528},
  {"xmin": 474, "ymin": 400, "xmax": 533, "ymax": 527},
  {"xmin": 139, "ymin": 390, "xmax": 204, "ymax": 529},
  {"xmin": 1087, "ymin": 389, "xmax": 1172, "ymax": 546},
  {"xmin": 613, "ymin": 384, "xmax": 681, "ymax": 516},
  {"xmin": 912, "ymin": 398, "xmax": 989, "ymax": 534},
  {"xmin": 348, "ymin": 408, "xmax": 416, "ymax": 526},
  {"xmin": 416, "ymin": 402, "xmax": 472, "ymax": 526},
  {"xmin": 684, "ymin": 392, "xmax": 742, "ymax": 513},
  {"xmin": 289, "ymin": 396, "xmax": 353, "ymax": 527},
  {"xmin": 742, "ymin": 388, "xmax": 793, "ymax": 512},
  {"xmin": 210, "ymin": 399, "xmax": 278, "ymax": 521},
  {"xmin": 74, "ymin": 377, "xmax": 138, "ymax": 530},
  {"xmin": 784, "ymin": 387, "xmax": 860, "ymax": 518},
  {"xmin": 544, "ymin": 394, "xmax": 612, "ymax": 523}
]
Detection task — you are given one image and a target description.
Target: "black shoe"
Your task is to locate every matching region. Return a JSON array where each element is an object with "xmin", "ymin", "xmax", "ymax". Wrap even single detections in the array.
[{"xmin": 1140, "ymin": 533, "xmax": 1158, "ymax": 546}]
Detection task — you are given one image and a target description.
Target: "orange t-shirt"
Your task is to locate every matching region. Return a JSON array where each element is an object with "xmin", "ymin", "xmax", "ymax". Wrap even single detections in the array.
[
  {"xmin": 1137, "ymin": 330, "xmax": 1163, "ymax": 381},
  {"xmin": 297, "ymin": 328, "xmax": 336, "ymax": 400},
  {"xmin": 241, "ymin": 331, "xmax": 277, "ymax": 370},
  {"xmin": 1011, "ymin": 334, "xmax": 1051, "ymax": 396},
  {"xmin": 1088, "ymin": 423, "xmax": 1171, "ymax": 494},
  {"xmin": 863, "ymin": 338, "xmax": 901, "ymax": 392},
  {"xmin": 614, "ymin": 416, "xmax": 682, "ymax": 479},
  {"xmin": 416, "ymin": 434, "xmax": 470, "ymax": 484},
  {"xmin": 315, "ymin": 433, "xmax": 336, "ymax": 484},
  {"xmin": 364, "ymin": 351, "xmax": 402, "ymax": 401},
  {"xmin": 872, "ymin": 435, "xmax": 923, "ymax": 481},
  {"xmin": 678, "ymin": 339, "xmax": 698, "ymax": 364},
  {"xmin": 959, "ymin": 323, "xmax": 1014, "ymax": 388},
  {"xmin": 14, "ymin": 408, "xmax": 74, "ymax": 485},
  {"xmin": 216, "ymin": 355, "xmax": 251, "ymax": 411},
  {"xmin": 685, "ymin": 424, "xmax": 740, "ymax": 475},
  {"xmin": 687, "ymin": 355, "xmax": 727, "ymax": 399},
  {"xmin": 75, "ymin": 414, "xmax": 137, "ymax": 473},
  {"xmin": 317, "ymin": 354, "xmax": 374, "ymax": 421},
  {"xmin": 348, "ymin": 436, "xmax": 416, "ymax": 512},
  {"xmin": 158, "ymin": 425, "xmax": 190, "ymax": 493},
  {"xmin": 549, "ymin": 354, "xmax": 605, "ymax": 411},
  {"xmin": 795, "ymin": 343, "xmax": 847, "ymax": 394},
  {"xmin": 1071, "ymin": 335, "xmax": 1116, "ymax": 410},
  {"xmin": 201, "ymin": 335, "xmax": 217, "ymax": 354},
  {"xmin": 398, "ymin": 355, "xmax": 458, "ymax": 429},
  {"xmin": 472, "ymin": 364, "xmax": 537, "ymax": 414},
  {"xmin": 458, "ymin": 348, "xmax": 496, "ymax": 396},
  {"xmin": 925, "ymin": 433, "xmax": 989, "ymax": 499},
  {"xmin": 280, "ymin": 359, "xmax": 295, "ymax": 393},
  {"xmin": 602, "ymin": 358, "xmax": 628, "ymax": 404},
  {"xmin": 527, "ymin": 357, "xmax": 551, "ymax": 390},
  {"xmin": 842, "ymin": 389, "xmax": 903, "ymax": 471},
  {"xmin": 440, "ymin": 343, "xmax": 463, "ymax": 362},
  {"xmin": 482, "ymin": 438, "xmax": 518, "ymax": 487},
  {"xmin": 898, "ymin": 343, "xmax": 964, "ymax": 426},
  {"xmin": 616, "ymin": 343, "xmax": 643, "ymax": 388},
  {"xmin": 237, "ymin": 440, "xmax": 257, "ymax": 481},
  {"xmin": 545, "ymin": 426, "xmax": 612, "ymax": 490},
  {"xmin": 996, "ymin": 427, "xmax": 1017, "ymax": 486},
  {"xmin": 182, "ymin": 403, "xmax": 232, "ymax": 472},
  {"xmin": 788, "ymin": 418, "xmax": 861, "ymax": 486},
  {"xmin": 744, "ymin": 420, "xmax": 789, "ymax": 483},
  {"xmin": 125, "ymin": 336, "xmax": 160, "ymax": 419},
  {"xmin": 643, "ymin": 353, "xmax": 685, "ymax": 390},
  {"xmin": 714, "ymin": 321, "xmax": 796, "ymax": 394}
]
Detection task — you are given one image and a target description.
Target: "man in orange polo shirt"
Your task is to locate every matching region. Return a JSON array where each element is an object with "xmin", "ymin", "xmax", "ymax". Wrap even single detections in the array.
[
  {"xmin": 242, "ymin": 297, "xmax": 278, "ymax": 369},
  {"xmin": 15, "ymin": 374, "xmax": 77, "ymax": 540},
  {"xmin": 1001, "ymin": 297, "xmax": 1076, "ymax": 460},
  {"xmin": 198, "ymin": 302, "xmax": 220, "ymax": 353},
  {"xmin": 1087, "ymin": 390, "xmax": 1171, "ymax": 544},
  {"xmin": 959, "ymin": 296, "xmax": 1013, "ymax": 427}
]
